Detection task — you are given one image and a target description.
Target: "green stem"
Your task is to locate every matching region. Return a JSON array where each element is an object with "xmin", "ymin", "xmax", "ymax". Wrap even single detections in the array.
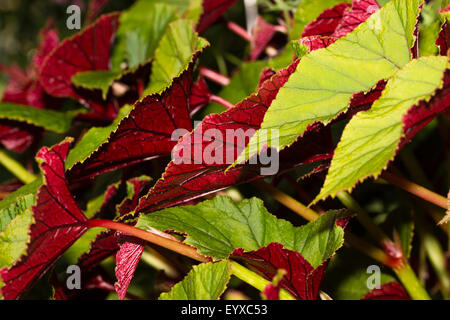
[
  {"xmin": 0, "ymin": 149, "xmax": 37, "ymax": 184},
  {"xmin": 229, "ymin": 261, "xmax": 296, "ymax": 300},
  {"xmin": 394, "ymin": 264, "xmax": 432, "ymax": 300},
  {"xmin": 337, "ymin": 191, "xmax": 395, "ymax": 252}
]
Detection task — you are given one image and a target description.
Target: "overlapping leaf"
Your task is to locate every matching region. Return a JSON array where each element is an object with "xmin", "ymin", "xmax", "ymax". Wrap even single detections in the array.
[
  {"xmin": 136, "ymin": 196, "xmax": 346, "ymax": 267},
  {"xmin": 133, "ymin": 60, "xmax": 334, "ymax": 215},
  {"xmin": 0, "ymin": 139, "xmax": 88, "ymax": 300},
  {"xmin": 67, "ymin": 54, "xmax": 202, "ymax": 181},
  {"xmin": 235, "ymin": 0, "xmax": 421, "ymax": 166},
  {"xmin": 314, "ymin": 56, "xmax": 449, "ymax": 203},
  {"xmin": 233, "ymin": 243, "xmax": 327, "ymax": 300}
]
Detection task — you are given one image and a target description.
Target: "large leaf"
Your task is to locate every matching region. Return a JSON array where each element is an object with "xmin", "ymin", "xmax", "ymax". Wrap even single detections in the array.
[
  {"xmin": 145, "ymin": 19, "xmax": 209, "ymax": 95},
  {"xmin": 314, "ymin": 56, "xmax": 449, "ymax": 203},
  {"xmin": 133, "ymin": 60, "xmax": 333, "ymax": 215},
  {"xmin": 0, "ymin": 102, "xmax": 79, "ymax": 134},
  {"xmin": 136, "ymin": 196, "xmax": 346, "ymax": 268},
  {"xmin": 0, "ymin": 139, "xmax": 88, "ymax": 300},
  {"xmin": 233, "ymin": 243, "xmax": 327, "ymax": 300},
  {"xmin": 159, "ymin": 260, "xmax": 231, "ymax": 300},
  {"xmin": 235, "ymin": 0, "xmax": 422, "ymax": 166}
]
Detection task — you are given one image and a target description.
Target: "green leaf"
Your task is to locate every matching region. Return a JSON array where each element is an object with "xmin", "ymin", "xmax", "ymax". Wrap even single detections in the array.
[
  {"xmin": 65, "ymin": 105, "xmax": 133, "ymax": 171},
  {"xmin": 0, "ymin": 179, "xmax": 41, "ymax": 233},
  {"xmin": 290, "ymin": 0, "xmax": 352, "ymax": 39},
  {"xmin": 72, "ymin": 70, "xmax": 122, "ymax": 100},
  {"xmin": 419, "ymin": 0, "xmax": 444, "ymax": 57},
  {"xmin": 234, "ymin": 0, "xmax": 422, "ymax": 167},
  {"xmin": 112, "ymin": 2, "xmax": 180, "ymax": 70},
  {"xmin": 136, "ymin": 196, "xmax": 346, "ymax": 268},
  {"xmin": 314, "ymin": 56, "xmax": 448, "ymax": 203},
  {"xmin": 145, "ymin": 19, "xmax": 209, "ymax": 95},
  {"xmin": 0, "ymin": 208, "xmax": 33, "ymax": 268},
  {"xmin": 0, "ymin": 103, "xmax": 80, "ymax": 133},
  {"xmin": 159, "ymin": 260, "xmax": 231, "ymax": 300}
]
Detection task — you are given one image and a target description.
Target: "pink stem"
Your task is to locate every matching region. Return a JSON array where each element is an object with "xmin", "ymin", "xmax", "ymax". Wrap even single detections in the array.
[
  {"xmin": 210, "ymin": 95, "xmax": 235, "ymax": 109},
  {"xmin": 199, "ymin": 67, "xmax": 230, "ymax": 86},
  {"xmin": 226, "ymin": 21, "xmax": 252, "ymax": 42}
]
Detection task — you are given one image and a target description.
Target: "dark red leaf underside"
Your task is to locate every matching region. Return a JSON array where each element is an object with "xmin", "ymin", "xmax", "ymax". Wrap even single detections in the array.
[
  {"xmin": 232, "ymin": 243, "xmax": 327, "ymax": 300},
  {"xmin": 302, "ymin": 3, "xmax": 351, "ymax": 37},
  {"xmin": 68, "ymin": 58, "xmax": 199, "ymax": 182},
  {"xmin": 131, "ymin": 59, "xmax": 334, "ymax": 216},
  {"xmin": 0, "ymin": 140, "xmax": 88, "ymax": 300},
  {"xmin": 363, "ymin": 282, "xmax": 410, "ymax": 300},
  {"xmin": 251, "ymin": 17, "xmax": 278, "ymax": 60},
  {"xmin": 196, "ymin": 0, "xmax": 238, "ymax": 33},
  {"xmin": 40, "ymin": 13, "xmax": 119, "ymax": 98},
  {"xmin": 402, "ymin": 71, "xmax": 450, "ymax": 148},
  {"xmin": 114, "ymin": 236, "xmax": 145, "ymax": 300}
]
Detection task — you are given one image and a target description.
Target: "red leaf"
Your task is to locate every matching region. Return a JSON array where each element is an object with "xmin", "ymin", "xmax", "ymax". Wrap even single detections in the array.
[
  {"xmin": 232, "ymin": 243, "xmax": 327, "ymax": 300},
  {"xmin": 39, "ymin": 13, "xmax": 120, "ymax": 121},
  {"xmin": 363, "ymin": 282, "xmax": 410, "ymax": 300},
  {"xmin": 263, "ymin": 283, "xmax": 281, "ymax": 300},
  {"xmin": 196, "ymin": 0, "xmax": 238, "ymax": 33},
  {"xmin": 0, "ymin": 139, "xmax": 88, "ymax": 300},
  {"xmin": 302, "ymin": 3, "xmax": 351, "ymax": 37},
  {"xmin": 78, "ymin": 230, "xmax": 119, "ymax": 272},
  {"xmin": 68, "ymin": 58, "xmax": 199, "ymax": 182},
  {"xmin": 250, "ymin": 17, "xmax": 278, "ymax": 60},
  {"xmin": 114, "ymin": 236, "xmax": 145, "ymax": 300},
  {"xmin": 131, "ymin": 60, "xmax": 333, "ymax": 215},
  {"xmin": 40, "ymin": 13, "xmax": 119, "ymax": 99},
  {"xmin": 333, "ymin": 0, "xmax": 380, "ymax": 38}
]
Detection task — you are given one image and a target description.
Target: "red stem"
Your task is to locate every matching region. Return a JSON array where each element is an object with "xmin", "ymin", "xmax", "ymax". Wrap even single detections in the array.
[
  {"xmin": 226, "ymin": 21, "xmax": 252, "ymax": 42},
  {"xmin": 87, "ymin": 219, "xmax": 209, "ymax": 263},
  {"xmin": 199, "ymin": 67, "xmax": 230, "ymax": 86},
  {"xmin": 382, "ymin": 172, "xmax": 447, "ymax": 209},
  {"xmin": 209, "ymin": 95, "xmax": 235, "ymax": 109}
]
